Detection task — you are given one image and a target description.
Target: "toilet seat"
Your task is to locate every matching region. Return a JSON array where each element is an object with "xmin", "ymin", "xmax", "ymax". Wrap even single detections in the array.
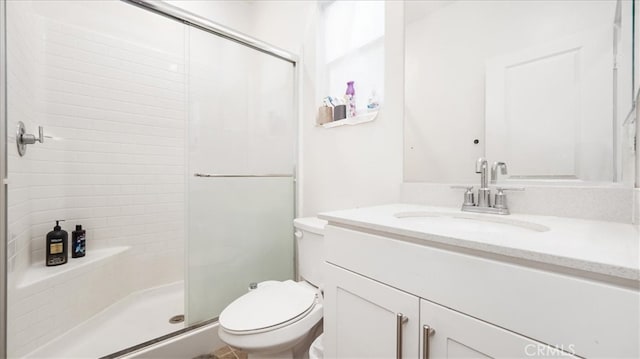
[{"xmin": 219, "ymin": 280, "xmax": 318, "ymax": 335}]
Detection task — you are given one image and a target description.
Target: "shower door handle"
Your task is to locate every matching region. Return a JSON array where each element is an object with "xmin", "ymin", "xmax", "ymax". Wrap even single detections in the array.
[{"xmin": 194, "ymin": 173, "xmax": 293, "ymax": 178}]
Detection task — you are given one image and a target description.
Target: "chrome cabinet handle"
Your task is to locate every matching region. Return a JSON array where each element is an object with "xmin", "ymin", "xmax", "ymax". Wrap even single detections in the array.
[
  {"xmin": 422, "ymin": 325, "xmax": 436, "ymax": 359},
  {"xmin": 396, "ymin": 313, "xmax": 408, "ymax": 359}
]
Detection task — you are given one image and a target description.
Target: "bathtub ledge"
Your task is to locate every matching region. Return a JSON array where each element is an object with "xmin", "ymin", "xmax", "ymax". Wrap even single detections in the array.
[{"xmin": 17, "ymin": 246, "xmax": 130, "ymax": 290}]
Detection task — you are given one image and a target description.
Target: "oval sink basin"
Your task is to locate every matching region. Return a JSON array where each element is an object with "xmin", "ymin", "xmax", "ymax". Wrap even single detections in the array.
[{"xmin": 394, "ymin": 211, "xmax": 550, "ymax": 233}]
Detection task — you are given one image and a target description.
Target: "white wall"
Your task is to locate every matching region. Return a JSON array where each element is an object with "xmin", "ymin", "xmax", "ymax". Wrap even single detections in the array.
[
  {"xmin": 299, "ymin": 1, "xmax": 404, "ymax": 216},
  {"xmin": 250, "ymin": 0, "xmax": 316, "ymax": 56}
]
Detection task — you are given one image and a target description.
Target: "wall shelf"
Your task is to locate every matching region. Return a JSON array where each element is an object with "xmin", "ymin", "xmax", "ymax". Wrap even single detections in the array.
[{"xmin": 321, "ymin": 111, "xmax": 378, "ymax": 129}]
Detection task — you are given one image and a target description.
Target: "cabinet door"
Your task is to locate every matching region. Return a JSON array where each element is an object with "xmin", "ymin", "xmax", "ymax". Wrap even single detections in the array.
[
  {"xmin": 420, "ymin": 299, "xmax": 580, "ymax": 359},
  {"xmin": 324, "ymin": 264, "xmax": 420, "ymax": 359}
]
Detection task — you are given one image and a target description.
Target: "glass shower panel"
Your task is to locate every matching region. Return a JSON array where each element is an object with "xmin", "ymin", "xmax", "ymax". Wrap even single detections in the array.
[
  {"xmin": 186, "ymin": 27, "xmax": 296, "ymax": 324},
  {"xmin": 187, "ymin": 177, "xmax": 294, "ymax": 323}
]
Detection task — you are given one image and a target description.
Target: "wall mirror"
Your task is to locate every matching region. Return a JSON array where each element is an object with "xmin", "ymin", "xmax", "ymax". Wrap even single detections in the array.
[{"xmin": 404, "ymin": 0, "xmax": 636, "ymax": 185}]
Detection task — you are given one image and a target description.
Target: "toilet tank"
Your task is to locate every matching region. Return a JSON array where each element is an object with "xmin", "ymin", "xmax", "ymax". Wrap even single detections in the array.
[{"xmin": 293, "ymin": 217, "xmax": 327, "ymax": 288}]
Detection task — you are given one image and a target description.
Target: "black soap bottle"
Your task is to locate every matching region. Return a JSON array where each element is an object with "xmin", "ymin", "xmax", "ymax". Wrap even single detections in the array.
[
  {"xmin": 71, "ymin": 225, "xmax": 86, "ymax": 258},
  {"xmin": 46, "ymin": 220, "xmax": 68, "ymax": 266}
]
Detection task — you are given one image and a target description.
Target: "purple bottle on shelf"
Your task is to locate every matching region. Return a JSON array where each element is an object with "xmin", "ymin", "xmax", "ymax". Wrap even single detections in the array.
[{"xmin": 345, "ymin": 81, "xmax": 356, "ymax": 118}]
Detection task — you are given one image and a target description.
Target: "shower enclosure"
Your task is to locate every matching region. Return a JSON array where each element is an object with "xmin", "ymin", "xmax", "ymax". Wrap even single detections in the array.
[{"xmin": 0, "ymin": 0, "xmax": 298, "ymax": 357}]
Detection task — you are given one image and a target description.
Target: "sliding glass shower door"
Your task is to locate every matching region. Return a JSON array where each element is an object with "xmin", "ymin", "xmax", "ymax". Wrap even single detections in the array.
[
  {"xmin": 3, "ymin": 0, "xmax": 297, "ymax": 355},
  {"xmin": 186, "ymin": 26, "xmax": 296, "ymax": 324}
]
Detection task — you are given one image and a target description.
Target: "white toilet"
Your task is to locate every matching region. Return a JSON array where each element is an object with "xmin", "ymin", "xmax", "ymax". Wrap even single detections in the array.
[{"xmin": 218, "ymin": 217, "xmax": 327, "ymax": 359}]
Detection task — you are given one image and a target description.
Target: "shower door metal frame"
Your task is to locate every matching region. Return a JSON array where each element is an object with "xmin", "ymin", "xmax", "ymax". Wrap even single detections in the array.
[
  {"xmin": 0, "ymin": 0, "xmax": 8, "ymax": 357},
  {"xmin": 122, "ymin": 0, "xmax": 298, "ymax": 64}
]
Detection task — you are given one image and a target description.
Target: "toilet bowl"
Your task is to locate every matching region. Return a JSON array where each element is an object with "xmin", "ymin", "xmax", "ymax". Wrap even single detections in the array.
[{"xmin": 218, "ymin": 217, "xmax": 327, "ymax": 359}]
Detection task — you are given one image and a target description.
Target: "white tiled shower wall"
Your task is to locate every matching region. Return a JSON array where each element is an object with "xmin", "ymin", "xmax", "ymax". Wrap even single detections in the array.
[
  {"xmin": 6, "ymin": 0, "xmax": 40, "ymax": 278},
  {"xmin": 6, "ymin": 1, "xmax": 186, "ymax": 356},
  {"xmin": 26, "ymin": 17, "xmax": 186, "ymax": 268}
]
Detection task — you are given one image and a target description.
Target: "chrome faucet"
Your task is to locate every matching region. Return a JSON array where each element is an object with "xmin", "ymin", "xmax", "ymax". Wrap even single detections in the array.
[
  {"xmin": 491, "ymin": 162, "xmax": 507, "ymax": 184},
  {"xmin": 453, "ymin": 158, "xmax": 523, "ymax": 215},
  {"xmin": 490, "ymin": 162, "xmax": 507, "ymax": 184},
  {"xmin": 475, "ymin": 157, "xmax": 491, "ymax": 208}
]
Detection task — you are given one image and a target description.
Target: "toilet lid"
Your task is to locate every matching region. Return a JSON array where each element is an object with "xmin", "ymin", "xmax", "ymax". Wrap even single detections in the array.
[{"xmin": 219, "ymin": 280, "xmax": 317, "ymax": 332}]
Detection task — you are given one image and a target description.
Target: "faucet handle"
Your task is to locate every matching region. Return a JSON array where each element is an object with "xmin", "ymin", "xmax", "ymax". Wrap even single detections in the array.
[
  {"xmin": 493, "ymin": 187, "xmax": 522, "ymax": 210},
  {"xmin": 37, "ymin": 126, "xmax": 44, "ymax": 143},
  {"xmin": 492, "ymin": 187, "xmax": 524, "ymax": 212},
  {"xmin": 451, "ymin": 185, "xmax": 475, "ymax": 206}
]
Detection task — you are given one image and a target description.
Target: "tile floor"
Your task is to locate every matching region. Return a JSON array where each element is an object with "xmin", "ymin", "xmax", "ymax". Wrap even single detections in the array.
[{"xmin": 194, "ymin": 345, "xmax": 247, "ymax": 359}]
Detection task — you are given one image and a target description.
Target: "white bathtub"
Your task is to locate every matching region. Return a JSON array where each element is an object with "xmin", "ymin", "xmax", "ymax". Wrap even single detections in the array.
[{"xmin": 25, "ymin": 281, "xmax": 185, "ymax": 359}]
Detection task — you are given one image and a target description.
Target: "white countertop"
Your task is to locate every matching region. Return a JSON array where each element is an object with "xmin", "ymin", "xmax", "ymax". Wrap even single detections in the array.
[{"xmin": 319, "ymin": 204, "xmax": 640, "ymax": 282}]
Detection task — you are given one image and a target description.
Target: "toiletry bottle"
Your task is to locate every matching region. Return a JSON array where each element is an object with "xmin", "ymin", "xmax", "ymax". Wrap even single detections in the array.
[
  {"xmin": 367, "ymin": 90, "xmax": 379, "ymax": 111},
  {"xmin": 46, "ymin": 220, "xmax": 68, "ymax": 266},
  {"xmin": 71, "ymin": 225, "xmax": 86, "ymax": 258},
  {"xmin": 345, "ymin": 81, "xmax": 356, "ymax": 117}
]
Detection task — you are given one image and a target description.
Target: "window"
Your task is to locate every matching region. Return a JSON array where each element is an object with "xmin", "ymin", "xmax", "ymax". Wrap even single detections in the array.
[{"xmin": 320, "ymin": 1, "xmax": 384, "ymax": 114}]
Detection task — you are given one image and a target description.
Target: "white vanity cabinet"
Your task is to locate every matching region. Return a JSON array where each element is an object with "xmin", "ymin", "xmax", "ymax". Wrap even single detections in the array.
[
  {"xmin": 420, "ymin": 299, "xmax": 579, "ymax": 359},
  {"xmin": 324, "ymin": 264, "xmax": 419, "ymax": 358},
  {"xmin": 322, "ymin": 223, "xmax": 639, "ymax": 359},
  {"xmin": 324, "ymin": 263, "xmax": 580, "ymax": 359}
]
